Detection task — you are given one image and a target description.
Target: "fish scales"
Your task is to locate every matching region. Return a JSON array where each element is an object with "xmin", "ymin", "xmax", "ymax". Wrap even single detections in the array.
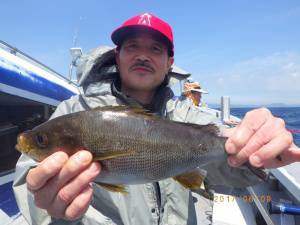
[{"xmin": 83, "ymin": 109, "xmax": 206, "ymax": 184}]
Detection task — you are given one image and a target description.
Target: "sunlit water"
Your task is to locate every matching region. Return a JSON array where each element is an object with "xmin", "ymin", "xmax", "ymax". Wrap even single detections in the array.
[{"xmin": 230, "ymin": 107, "xmax": 300, "ymax": 147}]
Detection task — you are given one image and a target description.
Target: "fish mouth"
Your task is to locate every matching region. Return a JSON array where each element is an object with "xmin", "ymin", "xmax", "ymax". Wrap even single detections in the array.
[{"xmin": 15, "ymin": 133, "xmax": 31, "ymax": 154}]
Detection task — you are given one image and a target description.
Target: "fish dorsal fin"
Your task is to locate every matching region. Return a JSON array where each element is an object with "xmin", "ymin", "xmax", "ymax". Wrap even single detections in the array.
[
  {"xmin": 92, "ymin": 105, "xmax": 130, "ymax": 112},
  {"xmin": 197, "ymin": 123, "xmax": 220, "ymax": 135},
  {"xmin": 92, "ymin": 105, "xmax": 158, "ymax": 118},
  {"xmin": 173, "ymin": 169, "xmax": 206, "ymax": 189},
  {"xmin": 173, "ymin": 122, "xmax": 220, "ymax": 136},
  {"xmin": 127, "ymin": 106, "xmax": 156, "ymax": 117}
]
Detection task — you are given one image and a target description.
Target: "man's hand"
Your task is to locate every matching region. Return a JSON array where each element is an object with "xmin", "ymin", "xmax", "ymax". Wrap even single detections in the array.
[
  {"xmin": 223, "ymin": 108, "xmax": 300, "ymax": 168},
  {"xmin": 26, "ymin": 150, "xmax": 101, "ymax": 220}
]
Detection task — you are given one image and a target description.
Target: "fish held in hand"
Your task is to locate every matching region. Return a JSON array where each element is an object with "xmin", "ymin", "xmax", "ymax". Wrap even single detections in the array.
[{"xmin": 16, "ymin": 106, "xmax": 267, "ymax": 193}]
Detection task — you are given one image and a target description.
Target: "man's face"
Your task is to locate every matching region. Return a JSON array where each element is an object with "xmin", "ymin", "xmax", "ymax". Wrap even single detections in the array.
[
  {"xmin": 115, "ymin": 33, "xmax": 174, "ymax": 92},
  {"xmin": 191, "ymin": 91, "xmax": 201, "ymax": 105}
]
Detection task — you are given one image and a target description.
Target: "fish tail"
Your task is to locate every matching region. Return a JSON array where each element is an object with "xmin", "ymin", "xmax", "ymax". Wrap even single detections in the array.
[{"xmin": 245, "ymin": 162, "xmax": 268, "ymax": 181}]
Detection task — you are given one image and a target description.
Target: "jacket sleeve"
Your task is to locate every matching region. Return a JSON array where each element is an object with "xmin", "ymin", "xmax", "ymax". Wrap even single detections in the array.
[
  {"xmin": 167, "ymin": 97, "xmax": 225, "ymax": 127},
  {"xmin": 13, "ymin": 96, "xmax": 116, "ymax": 225}
]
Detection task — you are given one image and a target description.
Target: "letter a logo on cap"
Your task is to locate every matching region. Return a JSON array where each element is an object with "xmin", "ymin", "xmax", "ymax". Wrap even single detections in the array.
[
  {"xmin": 111, "ymin": 12, "xmax": 174, "ymax": 56},
  {"xmin": 138, "ymin": 13, "xmax": 152, "ymax": 26}
]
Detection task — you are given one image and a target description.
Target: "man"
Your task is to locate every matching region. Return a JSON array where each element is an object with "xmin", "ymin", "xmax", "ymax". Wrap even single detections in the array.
[
  {"xmin": 182, "ymin": 81, "xmax": 208, "ymax": 107},
  {"xmin": 13, "ymin": 13, "xmax": 299, "ymax": 225}
]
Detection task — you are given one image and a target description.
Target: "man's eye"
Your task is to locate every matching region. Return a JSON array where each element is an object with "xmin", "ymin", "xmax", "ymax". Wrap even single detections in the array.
[
  {"xmin": 126, "ymin": 43, "xmax": 138, "ymax": 50},
  {"xmin": 152, "ymin": 46, "xmax": 162, "ymax": 53}
]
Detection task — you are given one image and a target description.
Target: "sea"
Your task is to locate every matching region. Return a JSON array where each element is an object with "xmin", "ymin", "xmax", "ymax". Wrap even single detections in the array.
[{"xmin": 230, "ymin": 107, "xmax": 300, "ymax": 147}]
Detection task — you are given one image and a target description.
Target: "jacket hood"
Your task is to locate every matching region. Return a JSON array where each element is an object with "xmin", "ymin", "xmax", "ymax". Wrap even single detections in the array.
[
  {"xmin": 76, "ymin": 46, "xmax": 116, "ymax": 87},
  {"xmin": 76, "ymin": 46, "xmax": 190, "ymax": 88}
]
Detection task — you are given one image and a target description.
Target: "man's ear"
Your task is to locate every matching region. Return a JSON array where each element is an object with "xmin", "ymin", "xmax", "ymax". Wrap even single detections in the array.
[
  {"xmin": 167, "ymin": 57, "xmax": 174, "ymax": 71},
  {"xmin": 114, "ymin": 48, "xmax": 120, "ymax": 66}
]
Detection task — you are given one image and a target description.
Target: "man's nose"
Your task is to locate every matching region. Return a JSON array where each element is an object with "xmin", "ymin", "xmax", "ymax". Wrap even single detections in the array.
[
  {"xmin": 135, "ymin": 53, "xmax": 150, "ymax": 62},
  {"xmin": 134, "ymin": 48, "xmax": 151, "ymax": 61}
]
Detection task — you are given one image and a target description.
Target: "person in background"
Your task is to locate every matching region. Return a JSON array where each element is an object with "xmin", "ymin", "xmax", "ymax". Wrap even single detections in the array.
[
  {"xmin": 182, "ymin": 80, "xmax": 208, "ymax": 107},
  {"xmin": 13, "ymin": 12, "xmax": 300, "ymax": 225},
  {"xmin": 182, "ymin": 80, "xmax": 240, "ymax": 127}
]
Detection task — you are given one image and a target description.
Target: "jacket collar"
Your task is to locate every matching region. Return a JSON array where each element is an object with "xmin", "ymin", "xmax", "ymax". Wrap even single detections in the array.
[{"xmin": 111, "ymin": 75, "xmax": 174, "ymax": 116}]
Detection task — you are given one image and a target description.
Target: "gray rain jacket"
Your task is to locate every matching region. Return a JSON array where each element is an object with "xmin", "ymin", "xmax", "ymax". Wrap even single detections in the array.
[{"xmin": 13, "ymin": 46, "xmax": 222, "ymax": 225}]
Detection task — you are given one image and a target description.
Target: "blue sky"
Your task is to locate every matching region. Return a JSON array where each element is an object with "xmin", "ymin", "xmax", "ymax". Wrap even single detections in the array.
[{"xmin": 1, "ymin": 1, "xmax": 300, "ymax": 105}]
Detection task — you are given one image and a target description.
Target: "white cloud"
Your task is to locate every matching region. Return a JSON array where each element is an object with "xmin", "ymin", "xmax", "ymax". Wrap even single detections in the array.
[{"xmin": 199, "ymin": 52, "xmax": 300, "ymax": 105}]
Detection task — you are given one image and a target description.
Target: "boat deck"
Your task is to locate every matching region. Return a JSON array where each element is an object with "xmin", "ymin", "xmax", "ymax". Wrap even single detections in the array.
[{"xmin": 0, "ymin": 172, "xmax": 28, "ymax": 225}]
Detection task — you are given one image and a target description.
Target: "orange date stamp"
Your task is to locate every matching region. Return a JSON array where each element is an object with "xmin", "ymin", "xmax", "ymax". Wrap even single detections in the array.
[{"xmin": 214, "ymin": 195, "xmax": 272, "ymax": 203}]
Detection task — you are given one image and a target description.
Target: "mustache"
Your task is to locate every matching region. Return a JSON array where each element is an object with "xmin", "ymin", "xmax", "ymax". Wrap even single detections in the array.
[{"xmin": 129, "ymin": 61, "xmax": 154, "ymax": 72}]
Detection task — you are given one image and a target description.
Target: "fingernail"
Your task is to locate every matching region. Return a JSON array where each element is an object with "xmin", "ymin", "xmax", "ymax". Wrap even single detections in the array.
[
  {"xmin": 52, "ymin": 152, "xmax": 66, "ymax": 165},
  {"xmin": 226, "ymin": 142, "xmax": 237, "ymax": 154},
  {"xmin": 250, "ymin": 155, "xmax": 262, "ymax": 167},
  {"xmin": 76, "ymin": 151, "xmax": 91, "ymax": 163},
  {"xmin": 89, "ymin": 163, "xmax": 100, "ymax": 173},
  {"xmin": 228, "ymin": 157, "xmax": 239, "ymax": 167}
]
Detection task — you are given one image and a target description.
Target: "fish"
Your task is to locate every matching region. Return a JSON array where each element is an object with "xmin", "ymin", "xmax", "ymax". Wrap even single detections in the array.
[{"xmin": 15, "ymin": 106, "xmax": 268, "ymax": 193}]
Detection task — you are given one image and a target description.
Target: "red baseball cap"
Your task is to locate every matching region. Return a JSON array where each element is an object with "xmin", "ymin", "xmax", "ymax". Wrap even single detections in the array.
[{"xmin": 111, "ymin": 13, "xmax": 174, "ymax": 56}]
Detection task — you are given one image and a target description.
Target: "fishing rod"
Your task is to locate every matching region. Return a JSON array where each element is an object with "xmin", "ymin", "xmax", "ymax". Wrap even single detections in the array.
[
  {"xmin": 288, "ymin": 129, "xmax": 300, "ymax": 133},
  {"xmin": 268, "ymin": 201, "xmax": 300, "ymax": 215}
]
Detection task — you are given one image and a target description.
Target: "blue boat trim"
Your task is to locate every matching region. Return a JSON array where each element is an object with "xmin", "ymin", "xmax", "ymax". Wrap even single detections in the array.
[
  {"xmin": 0, "ymin": 66, "xmax": 75, "ymax": 102},
  {"xmin": 0, "ymin": 58, "xmax": 76, "ymax": 102},
  {"xmin": 0, "ymin": 182, "xmax": 19, "ymax": 217}
]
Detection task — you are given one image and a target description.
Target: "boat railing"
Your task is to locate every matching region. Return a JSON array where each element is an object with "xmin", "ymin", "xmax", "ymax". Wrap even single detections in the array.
[
  {"xmin": 0, "ymin": 40, "xmax": 77, "ymax": 86},
  {"xmin": 220, "ymin": 96, "xmax": 300, "ymax": 225}
]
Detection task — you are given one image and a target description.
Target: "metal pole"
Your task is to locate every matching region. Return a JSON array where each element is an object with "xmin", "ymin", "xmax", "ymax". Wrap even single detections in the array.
[
  {"xmin": 69, "ymin": 63, "xmax": 73, "ymax": 82},
  {"xmin": 221, "ymin": 96, "xmax": 230, "ymax": 123},
  {"xmin": 179, "ymin": 80, "xmax": 183, "ymax": 94}
]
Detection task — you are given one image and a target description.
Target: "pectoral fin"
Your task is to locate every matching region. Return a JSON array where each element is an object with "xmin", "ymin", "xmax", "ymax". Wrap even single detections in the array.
[
  {"xmin": 95, "ymin": 182, "xmax": 128, "ymax": 194},
  {"xmin": 193, "ymin": 187, "xmax": 215, "ymax": 201},
  {"xmin": 173, "ymin": 169, "xmax": 206, "ymax": 189},
  {"xmin": 93, "ymin": 150, "xmax": 135, "ymax": 161}
]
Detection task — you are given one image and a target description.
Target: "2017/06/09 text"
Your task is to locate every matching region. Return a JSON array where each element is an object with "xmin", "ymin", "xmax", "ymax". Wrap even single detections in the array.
[{"xmin": 214, "ymin": 195, "xmax": 272, "ymax": 203}]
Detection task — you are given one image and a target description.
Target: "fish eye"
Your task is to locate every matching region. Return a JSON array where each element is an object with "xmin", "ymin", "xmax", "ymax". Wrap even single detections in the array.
[{"xmin": 35, "ymin": 133, "xmax": 48, "ymax": 148}]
